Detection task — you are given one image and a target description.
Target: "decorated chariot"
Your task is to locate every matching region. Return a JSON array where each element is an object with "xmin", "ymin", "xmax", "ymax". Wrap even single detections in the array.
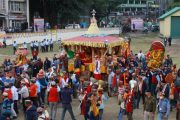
[{"xmin": 61, "ymin": 10, "xmax": 130, "ymax": 78}]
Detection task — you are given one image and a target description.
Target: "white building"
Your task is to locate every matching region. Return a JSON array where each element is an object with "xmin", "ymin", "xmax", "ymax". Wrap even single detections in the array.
[
  {"xmin": 118, "ymin": 0, "xmax": 159, "ymax": 16},
  {"xmin": 0, "ymin": 0, "xmax": 29, "ymax": 29}
]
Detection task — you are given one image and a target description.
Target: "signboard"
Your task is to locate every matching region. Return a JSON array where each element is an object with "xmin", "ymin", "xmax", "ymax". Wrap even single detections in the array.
[
  {"xmin": 34, "ymin": 18, "xmax": 44, "ymax": 32},
  {"xmin": 131, "ymin": 18, "xmax": 144, "ymax": 30}
]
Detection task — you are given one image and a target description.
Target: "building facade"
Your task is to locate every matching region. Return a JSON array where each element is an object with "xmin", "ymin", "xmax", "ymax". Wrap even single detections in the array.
[
  {"xmin": 0, "ymin": 0, "xmax": 29, "ymax": 29},
  {"xmin": 157, "ymin": 0, "xmax": 173, "ymax": 15},
  {"xmin": 118, "ymin": 0, "xmax": 159, "ymax": 17},
  {"xmin": 160, "ymin": 7, "xmax": 180, "ymax": 38}
]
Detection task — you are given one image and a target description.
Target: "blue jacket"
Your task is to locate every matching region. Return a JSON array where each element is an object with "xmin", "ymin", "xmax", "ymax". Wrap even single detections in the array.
[
  {"xmin": 158, "ymin": 98, "xmax": 170, "ymax": 116},
  {"xmin": 25, "ymin": 105, "xmax": 38, "ymax": 120},
  {"xmin": 61, "ymin": 87, "xmax": 73, "ymax": 104},
  {"xmin": 38, "ymin": 78, "xmax": 48, "ymax": 88}
]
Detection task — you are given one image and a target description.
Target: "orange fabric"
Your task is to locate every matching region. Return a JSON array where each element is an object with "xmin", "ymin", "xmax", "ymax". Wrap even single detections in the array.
[
  {"xmin": 48, "ymin": 87, "xmax": 59, "ymax": 102},
  {"xmin": 123, "ymin": 73, "xmax": 127, "ymax": 86},
  {"xmin": 29, "ymin": 84, "xmax": 38, "ymax": 97},
  {"xmin": 112, "ymin": 75, "xmax": 117, "ymax": 87}
]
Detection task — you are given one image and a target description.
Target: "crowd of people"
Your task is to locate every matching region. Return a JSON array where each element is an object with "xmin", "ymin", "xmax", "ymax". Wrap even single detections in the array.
[
  {"xmin": 11, "ymin": 39, "xmax": 54, "ymax": 55},
  {"xmin": 0, "ymin": 40, "xmax": 179, "ymax": 120}
]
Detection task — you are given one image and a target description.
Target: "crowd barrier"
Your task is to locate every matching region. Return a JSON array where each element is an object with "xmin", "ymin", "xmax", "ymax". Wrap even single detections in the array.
[{"xmin": 7, "ymin": 28, "xmax": 119, "ymax": 38}]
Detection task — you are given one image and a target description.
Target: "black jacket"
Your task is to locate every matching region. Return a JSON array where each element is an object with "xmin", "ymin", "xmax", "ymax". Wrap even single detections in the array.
[
  {"xmin": 26, "ymin": 105, "xmax": 38, "ymax": 120},
  {"xmin": 44, "ymin": 60, "xmax": 51, "ymax": 71}
]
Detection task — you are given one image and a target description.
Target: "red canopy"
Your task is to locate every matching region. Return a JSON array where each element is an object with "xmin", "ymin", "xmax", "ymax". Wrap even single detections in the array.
[
  {"xmin": 150, "ymin": 41, "xmax": 165, "ymax": 51},
  {"xmin": 62, "ymin": 35, "xmax": 124, "ymax": 48}
]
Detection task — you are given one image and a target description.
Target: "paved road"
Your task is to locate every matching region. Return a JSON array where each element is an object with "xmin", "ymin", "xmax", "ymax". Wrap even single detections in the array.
[{"xmin": 0, "ymin": 28, "xmax": 119, "ymax": 45}]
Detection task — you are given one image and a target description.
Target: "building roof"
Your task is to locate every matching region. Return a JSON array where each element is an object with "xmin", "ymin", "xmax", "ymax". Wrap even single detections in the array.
[{"xmin": 159, "ymin": 7, "xmax": 180, "ymax": 20}]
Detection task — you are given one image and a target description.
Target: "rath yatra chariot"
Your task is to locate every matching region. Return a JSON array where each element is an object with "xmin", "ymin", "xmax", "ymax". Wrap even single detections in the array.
[{"xmin": 61, "ymin": 10, "xmax": 130, "ymax": 79}]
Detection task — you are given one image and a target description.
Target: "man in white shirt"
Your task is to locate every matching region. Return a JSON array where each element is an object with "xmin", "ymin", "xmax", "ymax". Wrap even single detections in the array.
[
  {"xmin": 137, "ymin": 50, "xmax": 145, "ymax": 62},
  {"xmin": 45, "ymin": 40, "xmax": 49, "ymax": 52},
  {"xmin": 50, "ymin": 39, "xmax": 53, "ymax": 51},
  {"xmin": 23, "ymin": 42, "xmax": 27, "ymax": 49},
  {"xmin": 129, "ymin": 73, "xmax": 137, "ymax": 90},
  {"xmin": 18, "ymin": 81, "xmax": 29, "ymax": 112},
  {"xmin": 35, "ymin": 41, "xmax": 39, "ymax": 51},
  {"xmin": 13, "ymin": 41, "xmax": 17, "ymax": 54},
  {"xmin": 10, "ymin": 83, "xmax": 19, "ymax": 114},
  {"xmin": 30, "ymin": 41, "xmax": 34, "ymax": 51},
  {"xmin": 108, "ymin": 69, "xmax": 115, "ymax": 96}
]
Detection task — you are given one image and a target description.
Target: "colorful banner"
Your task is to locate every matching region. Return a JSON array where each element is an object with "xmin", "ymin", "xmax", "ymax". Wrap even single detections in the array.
[{"xmin": 34, "ymin": 18, "xmax": 44, "ymax": 32}]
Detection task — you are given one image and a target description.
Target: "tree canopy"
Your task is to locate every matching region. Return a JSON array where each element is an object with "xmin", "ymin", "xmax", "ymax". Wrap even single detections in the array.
[{"xmin": 32, "ymin": 0, "xmax": 121, "ymax": 27}]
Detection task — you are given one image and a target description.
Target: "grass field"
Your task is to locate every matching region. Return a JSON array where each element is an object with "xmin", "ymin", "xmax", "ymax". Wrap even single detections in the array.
[{"xmin": 0, "ymin": 32, "xmax": 180, "ymax": 67}]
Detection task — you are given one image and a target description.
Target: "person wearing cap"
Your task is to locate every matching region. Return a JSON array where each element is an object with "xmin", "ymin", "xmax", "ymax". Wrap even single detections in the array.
[
  {"xmin": 37, "ymin": 107, "xmax": 49, "ymax": 120},
  {"xmin": 60, "ymin": 82, "xmax": 76, "ymax": 120},
  {"xmin": 137, "ymin": 75, "xmax": 147, "ymax": 109},
  {"xmin": 0, "ymin": 92, "xmax": 13, "ymax": 120},
  {"xmin": 60, "ymin": 72, "xmax": 69, "ymax": 89},
  {"xmin": 97, "ymin": 87, "xmax": 108, "ymax": 120},
  {"xmin": 118, "ymin": 89, "xmax": 126, "ymax": 120},
  {"xmin": 107, "ymin": 68, "xmax": 115, "ymax": 97},
  {"xmin": 47, "ymin": 81, "xmax": 60, "ymax": 120},
  {"xmin": 37, "ymin": 69, "xmax": 48, "ymax": 104},
  {"xmin": 118, "ymin": 81, "xmax": 125, "ymax": 105},
  {"xmin": 29, "ymin": 79, "xmax": 38, "ymax": 107},
  {"xmin": 94, "ymin": 55, "xmax": 101, "ymax": 80},
  {"xmin": 74, "ymin": 54, "xmax": 83, "ymax": 77},
  {"xmin": 3, "ymin": 82, "xmax": 18, "ymax": 118},
  {"xmin": 143, "ymin": 90, "xmax": 156, "ymax": 120},
  {"xmin": 129, "ymin": 73, "xmax": 137, "ymax": 90},
  {"xmin": 19, "ymin": 80, "xmax": 29, "ymax": 112},
  {"xmin": 25, "ymin": 100, "xmax": 38, "ymax": 120},
  {"xmin": 10, "ymin": 82, "xmax": 19, "ymax": 115},
  {"xmin": 157, "ymin": 92, "xmax": 170, "ymax": 120},
  {"xmin": 44, "ymin": 57, "xmax": 51, "ymax": 72},
  {"xmin": 1, "ymin": 72, "xmax": 15, "ymax": 85},
  {"xmin": 120, "ymin": 68, "xmax": 129, "ymax": 86}
]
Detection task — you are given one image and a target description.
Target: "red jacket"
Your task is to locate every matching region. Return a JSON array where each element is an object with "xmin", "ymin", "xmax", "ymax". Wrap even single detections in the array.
[
  {"xmin": 152, "ymin": 76, "xmax": 158, "ymax": 84},
  {"xmin": 4, "ymin": 89, "xmax": 13, "ymax": 100},
  {"xmin": 126, "ymin": 97, "xmax": 133, "ymax": 112},
  {"xmin": 48, "ymin": 87, "xmax": 59, "ymax": 102},
  {"xmin": 29, "ymin": 84, "xmax": 38, "ymax": 97}
]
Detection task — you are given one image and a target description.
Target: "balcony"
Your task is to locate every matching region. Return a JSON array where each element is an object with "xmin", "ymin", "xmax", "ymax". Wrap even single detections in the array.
[
  {"xmin": 119, "ymin": 4, "xmax": 159, "ymax": 8},
  {"xmin": 9, "ymin": 10, "xmax": 25, "ymax": 14},
  {"xmin": 119, "ymin": 4, "xmax": 147, "ymax": 8}
]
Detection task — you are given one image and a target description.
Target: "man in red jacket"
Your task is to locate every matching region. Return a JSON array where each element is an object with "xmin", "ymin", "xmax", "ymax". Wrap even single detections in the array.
[
  {"xmin": 125, "ymin": 91, "xmax": 134, "ymax": 120},
  {"xmin": 29, "ymin": 79, "xmax": 38, "ymax": 107},
  {"xmin": 48, "ymin": 81, "xmax": 60, "ymax": 120}
]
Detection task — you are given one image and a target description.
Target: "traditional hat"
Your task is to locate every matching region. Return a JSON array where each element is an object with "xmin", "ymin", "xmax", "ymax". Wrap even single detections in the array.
[
  {"xmin": 64, "ymin": 82, "xmax": 69, "ymax": 87},
  {"xmin": 37, "ymin": 107, "xmax": 43, "ymax": 113},
  {"xmin": 95, "ymin": 55, "xmax": 99, "ymax": 58},
  {"xmin": 30, "ymin": 78, "xmax": 36, "ymax": 83},
  {"xmin": 21, "ymin": 81, "xmax": 26, "ymax": 84},
  {"xmin": 90, "ymin": 77, "xmax": 97, "ymax": 84},
  {"xmin": 159, "ymin": 92, "xmax": 165, "ymax": 96},
  {"xmin": 75, "ymin": 54, "xmax": 79, "ymax": 57},
  {"xmin": 3, "ymin": 92, "xmax": 8, "ymax": 97},
  {"xmin": 97, "ymin": 87, "xmax": 103, "ymax": 91},
  {"xmin": 25, "ymin": 100, "xmax": 32, "ymax": 105},
  {"xmin": 38, "ymin": 69, "xmax": 45, "ymax": 76},
  {"xmin": 59, "ymin": 72, "xmax": 64, "ymax": 77},
  {"xmin": 51, "ymin": 81, "xmax": 56, "ymax": 86}
]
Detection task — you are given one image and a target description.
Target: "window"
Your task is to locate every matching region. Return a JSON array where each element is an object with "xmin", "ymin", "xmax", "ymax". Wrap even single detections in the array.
[
  {"xmin": 1, "ymin": 0, "xmax": 5, "ymax": 9},
  {"xmin": 135, "ymin": 0, "xmax": 139, "ymax": 4},
  {"xmin": 9, "ymin": 1, "xmax": 24, "ymax": 12},
  {"xmin": 12, "ymin": 20, "xmax": 15, "ymax": 27}
]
